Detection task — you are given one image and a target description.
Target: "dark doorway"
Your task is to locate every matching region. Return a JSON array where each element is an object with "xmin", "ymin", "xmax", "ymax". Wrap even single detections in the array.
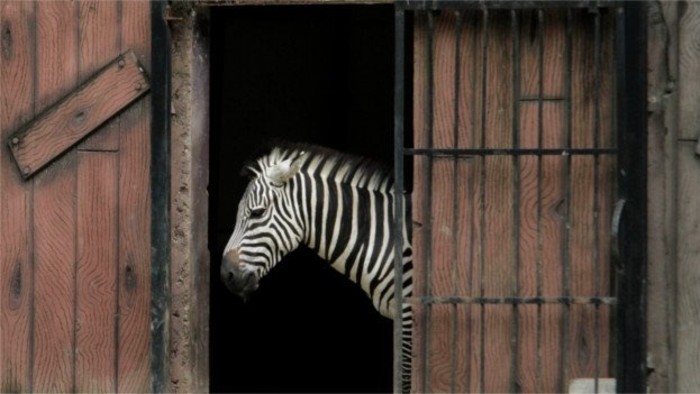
[{"xmin": 209, "ymin": 5, "xmax": 395, "ymax": 393}]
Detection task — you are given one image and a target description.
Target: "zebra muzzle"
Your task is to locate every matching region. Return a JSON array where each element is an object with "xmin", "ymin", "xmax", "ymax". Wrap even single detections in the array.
[{"xmin": 221, "ymin": 249, "xmax": 259, "ymax": 301}]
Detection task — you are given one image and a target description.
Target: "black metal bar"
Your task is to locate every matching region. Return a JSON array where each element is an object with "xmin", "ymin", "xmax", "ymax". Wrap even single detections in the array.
[
  {"xmin": 397, "ymin": 1, "xmax": 621, "ymax": 11},
  {"xmin": 410, "ymin": 296, "xmax": 618, "ymax": 305},
  {"xmin": 615, "ymin": 3, "xmax": 648, "ymax": 392},
  {"xmin": 150, "ymin": 1, "xmax": 171, "ymax": 392},
  {"xmin": 520, "ymin": 96, "xmax": 567, "ymax": 101},
  {"xmin": 406, "ymin": 147, "xmax": 618, "ymax": 156},
  {"xmin": 393, "ymin": 7, "xmax": 406, "ymax": 394}
]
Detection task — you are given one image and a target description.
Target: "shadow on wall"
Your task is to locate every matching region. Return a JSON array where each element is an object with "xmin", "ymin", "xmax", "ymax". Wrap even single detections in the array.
[{"xmin": 209, "ymin": 5, "xmax": 396, "ymax": 393}]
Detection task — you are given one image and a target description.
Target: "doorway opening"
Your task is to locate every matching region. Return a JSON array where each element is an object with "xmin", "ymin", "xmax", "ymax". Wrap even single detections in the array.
[{"xmin": 209, "ymin": 5, "xmax": 396, "ymax": 392}]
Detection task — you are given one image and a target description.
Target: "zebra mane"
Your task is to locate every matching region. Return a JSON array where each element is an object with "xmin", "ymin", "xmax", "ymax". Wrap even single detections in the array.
[{"xmin": 247, "ymin": 143, "xmax": 394, "ymax": 193}]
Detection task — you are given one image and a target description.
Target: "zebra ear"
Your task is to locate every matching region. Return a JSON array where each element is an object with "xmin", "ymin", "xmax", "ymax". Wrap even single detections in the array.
[
  {"xmin": 268, "ymin": 151, "xmax": 306, "ymax": 187},
  {"xmin": 240, "ymin": 164, "xmax": 261, "ymax": 179}
]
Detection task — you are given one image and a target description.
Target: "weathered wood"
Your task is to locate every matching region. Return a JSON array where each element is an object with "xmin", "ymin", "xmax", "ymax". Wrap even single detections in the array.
[
  {"xmin": 412, "ymin": 8, "xmax": 615, "ymax": 393},
  {"xmin": 516, "ymin": 10, "xmax": 567, "ymax": 393},
  {"xmin": 75, "ymin": 152, "xmax": 118, "ymax": 392},
  {"xmin": 7, "ymin": 50, "xmax": 149, "ymax": 179},
  {"xmin": 0, "ymin": 2, "xmax": 35, "ymax": 391},
  {"xmin": 563, "ymin": 8, "xmax": 613, "ymax": 382},
  {"xmin": 673, "ymin": 12, "xmax": 700, "ymax": 382},
  {"xmin": 678, "ymin": 2, "xmax": 700, "ymax": 142},
  {"xmin": 411, "ymin": 12, "xmax": 427, "ymax": 392},
  {"xmin": 676, "ymin": 142, "xmax": 700, "ymax": 392},
  {"xmin": 646, "ymin": 2, "xmax": 678, "ymax": 393},
  {"xmin": 517, "ymin": 102, "xmax": 567, "ymax": 392},
  {"xmin": 32, "ymin": 2, "xmax": 78, "ymax": 391},
  {"xmin": 428, "ymin": 12, "xmax": 464, "ymax": 393},
  {"xmin": 1, "ymin": 2, "xmax": 152, "ymax": 392},
  {"xmin": 168, "ymin": 3, "xmax": 214, "ymax": 392},
  {"xmin": 117, "ymin": 1, "xmax": 151, "ymax": 391},
  {"xmin": 481, "ymin": 11, "xmax": 515, "ymax": 394},
  {"xmin": 78, "ymin": 0, "xmax": 120, "ymax": 151}
]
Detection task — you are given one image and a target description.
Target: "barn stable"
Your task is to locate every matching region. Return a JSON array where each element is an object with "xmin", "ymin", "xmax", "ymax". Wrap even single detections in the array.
[{"xmin": 0, "ymin": 1, "xmax": 698, "ymax": 393}]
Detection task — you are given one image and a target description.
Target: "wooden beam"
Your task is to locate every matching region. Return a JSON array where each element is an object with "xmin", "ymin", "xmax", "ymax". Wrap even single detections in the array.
[{"xmin": 7, "ymin": 50, "xmax": 149, "ymax": 179}]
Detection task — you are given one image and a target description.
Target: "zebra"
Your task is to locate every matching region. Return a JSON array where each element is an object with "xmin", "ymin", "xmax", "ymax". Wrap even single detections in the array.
[{"xmin": 220, "ymin": 143, "xmax": 413, "ymax": 393}]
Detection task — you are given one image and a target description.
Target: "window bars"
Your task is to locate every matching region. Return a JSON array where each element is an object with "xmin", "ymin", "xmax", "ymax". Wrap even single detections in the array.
[{"xmin": 393, "ymin": 2, "xmax": 646, "ymax": 393}]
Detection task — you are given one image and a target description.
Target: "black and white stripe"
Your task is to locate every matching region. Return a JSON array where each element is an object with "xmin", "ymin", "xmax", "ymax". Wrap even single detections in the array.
[{"xmin": 223, "ymin": 144, "xmax": 413, "ymax": 393}]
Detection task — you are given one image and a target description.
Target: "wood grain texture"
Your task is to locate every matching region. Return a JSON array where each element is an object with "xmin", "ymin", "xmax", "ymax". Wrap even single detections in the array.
[
  {"xmin": 565, "ymin": 10, "xmax": 614, "ymax": 384},
  {"xmin": 677, "ymin": 1, "xmax": 700, "ymax": 141},
  {"xmin": 0, "ymin": 2, "xmax": 35, "ymax": 391},
  {"xmin": 520, "ymin": 9, "xmax": 566, "ymax": 98},
  {"xmin": 8, "ymin": 50, "xmax": 149, "ymax": 179},
  {"xmin": 480, "ymin": 11, "xmax": 515, "ymax": 394},
  {"xmin": 31, "ymin": 1, "xmax": 78, "ymax": 391},
  {"xmin": 75, "ymin": 152, "xmax": 118, "ymax": 393},
  {"xmin": 78, "ymin": 0, "xmax": 120, "ymax": 151},
  {"xmin": 412, "ymin": 9, "xmax": 615, "ymax": 393},
  {"xmin": 410, "ymin": 12, "xmax": 427, "ymax": 392},
  {"xmin": 517, "ymin": 103, "xmax": 567, "ymax": 392},
  {"xmin": 1, "ymin": 2, "xmax": 151, "ymax": 392},
  {"xmin": 676, "ymin": 142, "xmax": 700, "ymax": 392},
  {"xmin": 646, "ymin": 3, "xmax": 677, "ymax": 391},
  {"xmin": 116, "ymin": 1, "xmax": 151, "ymax": 391}
]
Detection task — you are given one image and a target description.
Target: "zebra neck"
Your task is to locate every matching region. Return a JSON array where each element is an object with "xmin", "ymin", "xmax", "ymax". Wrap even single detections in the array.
[{"xmin": 298, "ymin": 178, "xmax": 397, "ymax": 300}]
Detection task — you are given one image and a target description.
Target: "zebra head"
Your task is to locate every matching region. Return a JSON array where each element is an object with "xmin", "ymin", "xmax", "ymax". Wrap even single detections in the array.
[{"xmin": 221, "ymin": 148, "xmax": 307, "ymax": 301}]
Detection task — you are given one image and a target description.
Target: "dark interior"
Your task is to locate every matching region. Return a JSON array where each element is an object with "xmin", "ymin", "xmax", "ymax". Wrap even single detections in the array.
[{"xmin": 209, "ymin": 5, "xmax": 395, "ymax": 393}]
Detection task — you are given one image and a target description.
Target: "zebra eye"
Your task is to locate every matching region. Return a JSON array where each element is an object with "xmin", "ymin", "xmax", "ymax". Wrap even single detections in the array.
[{"xmin": 249, "ymin": 207, "xmax": 266, "ymax": 218}]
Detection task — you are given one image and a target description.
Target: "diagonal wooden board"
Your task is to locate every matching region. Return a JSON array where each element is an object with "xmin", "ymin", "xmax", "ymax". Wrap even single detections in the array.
[{"xmin": 6, "ymin": 49, "xmax": 150, "ymax": 179}]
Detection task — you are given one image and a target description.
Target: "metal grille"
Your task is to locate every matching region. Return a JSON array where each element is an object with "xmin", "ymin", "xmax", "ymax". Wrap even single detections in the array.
[{"xmin": 393, "ymin": 2, "xmax": 646, "ymax": 393}]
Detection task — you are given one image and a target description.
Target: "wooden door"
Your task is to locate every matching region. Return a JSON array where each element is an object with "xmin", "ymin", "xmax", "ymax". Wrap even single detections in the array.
[
  {"xmin": 409, "ymin": 6, "xmax": 617, "ymax": 393},
  {"xmin": 0, "ymin": 1, "xmax": 151, "ymax": 392}
]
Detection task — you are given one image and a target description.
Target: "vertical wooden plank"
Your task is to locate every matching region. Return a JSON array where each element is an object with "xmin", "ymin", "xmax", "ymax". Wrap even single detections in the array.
[
  {"xmin": 520, "ymin": 9, "xmax": 566, "ymax": 96},
  {"xmin": 454, "ymin": 12, "xmax": 480, "ymax": 394},
  {"xmin": 426, "ymin": 12, "xmax": 458, "ymax": 393},
  {"xmin": 539, "ymin": 105, "xmax": 567, "ymax": 392},
  {"xmin": 595, "ymin": 10, "xmax": 615, "ymax": 382},
  {"xmin": 117, "ymin": 1, "xmax": 151, "ymax": 391},
  {"xmin": 411, "ymin": 12, "xmax": 428, "ymax": 393},
  {"xmin": 676, "ymin": 5, "xmax": 700, "ymax": 392},
  {"xmin": 515, "ymin": 99, "xmax": 540, "ymax": 393},
  {"xmin": 412, "ymin": 12, "xmax": 477, "ymax": 392},
  {"xmin": 482, "ymin": 11, "xmax": 514, "ymax": 394},
  {"xmin": 646, "ymin": 2, "xmax": 677, "ymax": 392},
  {"xmin": 0, "ymin": 2, "xmax": 35, "ymax": 391},
  {"xmin": 678, "ymin": 2, "xmax": 700, "ymax": 141},
  {"xmin": 517, "ymin": 103, "xmax": 567, "ymax": 393},
  {"xmin": 516, "ymin": 10, "xmax": 568, "ymax": 393},
  {"xmin": 566, "ymin": 9, "xmax": 613, "ymax": 381},
  {"xmin": 465, "ymin": 12, "xmax": 485, "ymax": 393},
  {"xmin": 32, "ymin": 1, "xmax": 78, "ymax": 391},
  {"xmin": 74, "ymin": 1, "xmax": 120, "ymax": 391},
  {"xmin": 75, "ymin": 152, "xmax": 118, "ymax": 392},
  {"xmin": 676, "ymin": 142, "xmax": 700, "ymax": 392},
  {"xmin": 78, "ymin": 0, "xmax": 119, "ymax": 151}
]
